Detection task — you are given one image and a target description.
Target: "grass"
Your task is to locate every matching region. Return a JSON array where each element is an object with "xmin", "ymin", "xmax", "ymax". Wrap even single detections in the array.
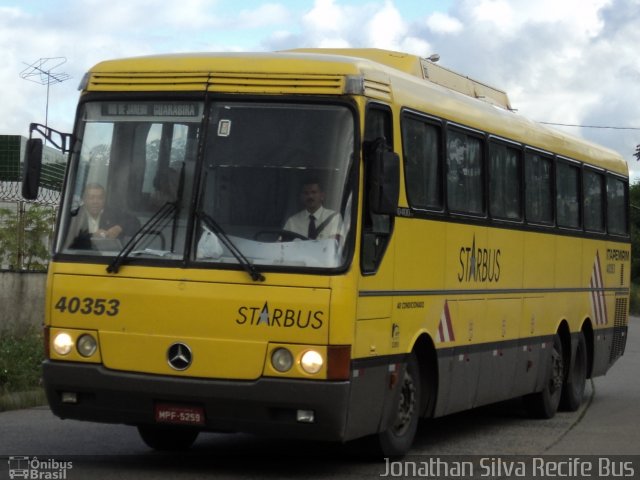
[
  {"xmin": 0, "ymin": 389, "xmax": 46, "ymax": 411},
  {"xmin": 0, "ymin": 326, "xmax": 46, "ymax": 412}
]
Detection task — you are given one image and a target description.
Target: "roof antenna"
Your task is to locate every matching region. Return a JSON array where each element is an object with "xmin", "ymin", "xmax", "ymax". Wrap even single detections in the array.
[{"xmin": 20, "ymin": 57, "xmax": 71, "ymax": 141}]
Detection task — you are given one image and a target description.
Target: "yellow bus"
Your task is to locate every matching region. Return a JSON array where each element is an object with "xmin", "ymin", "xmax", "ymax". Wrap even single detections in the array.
[{"xmin": 23, "ymin": 48, "xmax": 630, "ymax": 456}]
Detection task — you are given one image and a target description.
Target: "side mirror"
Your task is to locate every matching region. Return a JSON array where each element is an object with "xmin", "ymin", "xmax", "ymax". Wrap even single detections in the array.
[
  {"xmin": 368, "ymin": 143, "xmax": 399, "ymax": 215},
  {"xmin": 22, "ymin": 138, "xmax": 43, "ymax": 200}
]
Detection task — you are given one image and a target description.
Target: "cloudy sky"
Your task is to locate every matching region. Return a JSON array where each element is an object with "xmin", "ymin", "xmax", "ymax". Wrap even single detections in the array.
[{"xmin": 2, "ymin": 0, "xmax": 640, "ymax": 178}]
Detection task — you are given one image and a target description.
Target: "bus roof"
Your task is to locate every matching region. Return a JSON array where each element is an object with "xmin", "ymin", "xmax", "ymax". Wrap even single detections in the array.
[
  {"xmin": 85, "ymin": 48, "xmax": 627, "ymax": 176},
  {"xmin": 287, "ymin": 48, "xmax": 512, "ymax": 109}
]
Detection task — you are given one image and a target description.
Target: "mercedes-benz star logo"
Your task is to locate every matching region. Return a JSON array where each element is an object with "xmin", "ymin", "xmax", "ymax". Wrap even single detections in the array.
[{"xmin": 167, "ymin": 343, "xmax": 193, "ymax": 371}]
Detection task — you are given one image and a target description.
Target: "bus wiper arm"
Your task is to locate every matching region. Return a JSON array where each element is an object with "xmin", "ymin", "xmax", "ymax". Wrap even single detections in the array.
[
  {"xmin": 197, "ymin": 210, "xmax": 265, "ymax": 282},
  {"xmin": 107, "ymin": 202, "xmax": 176, "ymax": 274}
]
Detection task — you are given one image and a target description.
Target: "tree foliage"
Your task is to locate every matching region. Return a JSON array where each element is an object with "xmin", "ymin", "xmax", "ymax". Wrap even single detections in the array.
[{"xmin": 0, "ymin": 204, "xmax": 55, "ymax": 271}]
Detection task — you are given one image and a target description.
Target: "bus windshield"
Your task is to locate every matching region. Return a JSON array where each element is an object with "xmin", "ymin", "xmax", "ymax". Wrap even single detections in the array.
[
  {"xmin": 196, "ymin": 102, "xmax": 355, "ymax": 270},
  {"xmin": 57, "ymin": 100, "xmax": 356, "ymax": 271}
]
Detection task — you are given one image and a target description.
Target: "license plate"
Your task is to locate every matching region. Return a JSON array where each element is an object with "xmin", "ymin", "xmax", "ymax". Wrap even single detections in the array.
[{"xmin": 154, "ymin": 403, "xmax": 206, "ymax": 426}]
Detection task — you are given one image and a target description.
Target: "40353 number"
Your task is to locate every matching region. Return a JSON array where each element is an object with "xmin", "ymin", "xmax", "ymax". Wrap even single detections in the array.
[{"xmin": 54, "ymin": 296, "xmax": 120, "ymax": 316}]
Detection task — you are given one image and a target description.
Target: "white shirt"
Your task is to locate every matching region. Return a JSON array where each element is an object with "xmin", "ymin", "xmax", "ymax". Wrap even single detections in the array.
[
  {"xmin": 87, "ymin": 213, "xmax": 102, "ymax": 234},
  {"xmin": 283, "ymin": 206, "xmax": 342, "ymax": 240}
]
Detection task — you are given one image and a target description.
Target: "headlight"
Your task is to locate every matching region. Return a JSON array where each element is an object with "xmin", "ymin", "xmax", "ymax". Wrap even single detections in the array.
[
  {"xmin": 77, "ymin": 334, "xmax": 98, "ymax": 357},
  {"xmin": 271, "ymin": 348, "xmax": 293, "ymax": 372},
  {"xmin": 52, "ymin": 333, "xmax": 74, "ymax": 356},
  {"xmin": 300, "ymin": 350, "xmax": 323, "ymax": 374}
]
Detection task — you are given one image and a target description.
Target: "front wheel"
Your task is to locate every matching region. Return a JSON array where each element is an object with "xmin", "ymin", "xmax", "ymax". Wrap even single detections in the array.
[
  {"xmin": 137, "ymin": 425, "xmax": 199, "ymax": 451},
  {"xmin": 378, "ymin": 353, "xmax": 421, "ymax": 457},
  {"xmin": 560, "ymin": 331, "xmax": 587, "ymax": 411},
  {"xmin": 524, "ymin": 333, "xmax": 564, "ymax": 419}
]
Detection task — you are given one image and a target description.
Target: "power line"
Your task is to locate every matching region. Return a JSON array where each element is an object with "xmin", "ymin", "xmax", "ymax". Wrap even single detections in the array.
[{"xmin": 539, "ymin": 121, "xmax": 640, "ymax": 131}]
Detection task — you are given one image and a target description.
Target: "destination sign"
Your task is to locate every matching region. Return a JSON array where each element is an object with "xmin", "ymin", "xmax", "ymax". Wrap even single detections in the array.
[{"xmin": 101, "ymin": 103, "xmax": 201, "ymax": 118}]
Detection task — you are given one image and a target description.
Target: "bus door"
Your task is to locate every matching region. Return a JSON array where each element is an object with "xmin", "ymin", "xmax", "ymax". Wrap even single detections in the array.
[
  {"xmin": 356, "ymin": 104, "xmax": 395, "ymax": 347},
  {"xmin": 349, "ymin": 104, "xmax": 399, "ymax": 438}
]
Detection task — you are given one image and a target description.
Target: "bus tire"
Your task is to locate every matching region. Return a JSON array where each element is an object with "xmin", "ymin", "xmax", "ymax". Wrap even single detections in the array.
[
  {"xmin": 524, "ymin": 333, "xmax": 564, "ymax": 419},
  {"xmin": 378, "ymin": 352, "xmax": 421, "ymax": 457},
  {"xmin": 137, "ymin": 425, "xmax": 199, "ymax": 451},
  {"xmin": 560, "ymin": 331, "xmax": 587, "ymax": 411}
]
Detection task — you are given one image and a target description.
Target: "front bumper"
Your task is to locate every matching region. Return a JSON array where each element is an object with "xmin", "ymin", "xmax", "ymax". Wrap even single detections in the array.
[{"xmin": 43, "ymin": 360, "xmax": 351, "ymax": 441}]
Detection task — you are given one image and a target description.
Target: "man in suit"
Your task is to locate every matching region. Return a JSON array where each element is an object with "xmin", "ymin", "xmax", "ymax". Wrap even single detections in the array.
[{"xmin": 65, "ymin": 183, "xmax": 139, "ymax": 249}]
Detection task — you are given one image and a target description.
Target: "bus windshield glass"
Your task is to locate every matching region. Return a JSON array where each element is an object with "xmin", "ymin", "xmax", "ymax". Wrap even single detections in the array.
[
  {"xmin": 57, "ymin": 100, "xmax": 356, "ymax": 271},
  {"xmin": 58, "ymin": 101, "xmax": 202, "ymax": 259},
  {"xmin": 196, "ymin": 101, "xmax": 355, "ymax": 270}
]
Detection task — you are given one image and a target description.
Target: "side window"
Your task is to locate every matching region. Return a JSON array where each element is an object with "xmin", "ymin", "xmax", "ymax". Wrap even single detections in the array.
[
  {"xmin": 524, "ymin": 151, "xmax": 553, "ymax": 224},
  {"xmin": 556, "ymin": 161, "xmax": 581, "ymax": 229},
  {"xmin": 584, "ymin": 169, "xmax": 605, "ymax": 232},
  {"xmin": 362, "ymin": 105, "xmax": 394, "ymax": 274},
  {"xmin": 402, "ymin": 115, "xmax": 442, "ymax": 210},
  {"xmin": 607, "ymin": 176, "xmax": 628, "ymax": 235},
  {"xmin": 489, "ymin": 142, "xmax": 521, "ymax": 220},
  {"xmin": 446, "ymin": 129, "xmax": 484, "ymax": 215}
]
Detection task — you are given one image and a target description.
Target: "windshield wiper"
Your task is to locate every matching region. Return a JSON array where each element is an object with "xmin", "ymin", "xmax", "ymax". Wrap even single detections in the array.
[
  {"xmin": 197, "ymin": 210, "xmax": 265, "ymax": 282},
  {"xmin": 107, "ymin": 202, "xmax": 176, "ymax": 274}
]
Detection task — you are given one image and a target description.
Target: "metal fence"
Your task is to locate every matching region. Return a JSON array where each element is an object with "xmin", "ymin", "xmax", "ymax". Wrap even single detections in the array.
[{"xmin": 0, "ymin": 134, "xmax": 63, "ymax": 271}]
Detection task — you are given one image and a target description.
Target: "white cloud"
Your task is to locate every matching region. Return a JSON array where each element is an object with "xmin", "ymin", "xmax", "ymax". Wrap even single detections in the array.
[
  {"xmin": 398, "ymin": 36, "xmax": 432, "ymax": 57},
  {"xmin": 365, "ymin": 1, "xmax": 407, "ymax": 49},
  {"xmin": 426, "ymin": 12, "xmax": 463, "ymax": 34},
  {"xmin": 0, "ymin": 0, "xmax": 638, "ymax": 176},
  {"xmin": 0, "ymin": 6, "xmax": 25, "ymax": 20},
  {"xmin": 237, "ymin": 4, "xmax": 291, "ymax": 29},
  {"xmin": 303, "ymin": 0, "xmax": 351, "ymax": 36},
  {"xmin": 417, "ymin": 0, "xmax": 640, "ymax": 170},
  {"xmin": 464, "ymin": 0, "xmax": 611, "ymax": 36},
  {"xmin": 468, "ymin": 0, "xmax": 515, "ymax": 30}
]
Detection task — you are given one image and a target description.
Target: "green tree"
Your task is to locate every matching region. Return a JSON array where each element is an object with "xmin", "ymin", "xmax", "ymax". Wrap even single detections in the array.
[{"xmin": 0, "ymin": 204, "xmax": 55, "ymax": 271}]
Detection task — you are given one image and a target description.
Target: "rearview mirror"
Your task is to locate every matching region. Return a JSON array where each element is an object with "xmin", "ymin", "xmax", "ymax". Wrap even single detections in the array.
[
  {"xmin": 367, "ymin": 141, "xmax": 399, "ymax": 215},
  {"xmin": 22, "ymin": 138, "xmax": 43, "ymax": 200}
]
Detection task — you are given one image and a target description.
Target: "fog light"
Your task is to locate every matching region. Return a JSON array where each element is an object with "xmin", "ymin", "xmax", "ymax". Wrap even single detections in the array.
[
  {"xmin": 300, "ymin": 350, "xmax": 323, "ymax": 374},
  {"xmin": 53, "ymin": 333, "xmax": 74, "ymax": 356},
  {"xmin": 77, "ymin": 334, "xmax": 97, "ymax": 357},
  {"xmin": 271, "ymin": 348, "xmax": 293, "ymax": 372},
  {"xmin": 296, "ymin": 409, "xmax": 315, "ymax": 423},
  {"xmin": 61, "ymin": 392, "xmax": 78, "ymax": 404}
]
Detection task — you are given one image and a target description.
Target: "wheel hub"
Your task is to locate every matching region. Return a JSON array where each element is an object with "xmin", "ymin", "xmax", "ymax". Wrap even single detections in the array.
[{"xmin": 393, "ymin": 370, "xmax": 416, "ymax": 436}]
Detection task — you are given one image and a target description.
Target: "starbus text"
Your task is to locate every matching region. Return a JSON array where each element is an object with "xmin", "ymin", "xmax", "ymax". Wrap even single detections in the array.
[
  {"xmin": 236, "ymin": 302, "xmax": 324, "ymax": 329},
  {"xmin": 458, "ymin": 236, "xmax": 501, "ymax": 283}
]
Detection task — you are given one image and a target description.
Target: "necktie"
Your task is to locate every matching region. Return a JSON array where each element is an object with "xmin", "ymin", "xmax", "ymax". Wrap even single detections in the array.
[{"xmin": 308, "ymin": 215, "xmax": 318, "ymax": 239}]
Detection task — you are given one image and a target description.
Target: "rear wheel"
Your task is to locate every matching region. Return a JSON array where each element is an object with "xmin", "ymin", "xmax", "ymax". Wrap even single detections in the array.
[
  {"xmin": 524, "ymin": 333, "xmax": 564, "ymax": 419},
  {"xmin": 137, "ymin": 425, "xmax": 199, "ymax": 451},
  {"xmin": 561, "ymin": 331, "xmax": 587, "ymax": 411},
  {"xmin": 378, "ymin": 353, "xmax": 421, "ymax": 457}
]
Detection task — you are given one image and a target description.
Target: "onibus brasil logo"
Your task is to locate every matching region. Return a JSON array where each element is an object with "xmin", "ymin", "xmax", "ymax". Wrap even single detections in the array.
[{"xmin": 7, "ymin": 456, "xmax": 72, "ymax": 479}]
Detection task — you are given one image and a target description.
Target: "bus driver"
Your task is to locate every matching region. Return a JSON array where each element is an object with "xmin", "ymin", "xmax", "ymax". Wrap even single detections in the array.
[
  {"xmin": 283, "ymin": 178, "xmax": 342, "ymax": 240},
  {"xmin": 65, "ymin": 183, "xmax": 140, "ymax": 249}
]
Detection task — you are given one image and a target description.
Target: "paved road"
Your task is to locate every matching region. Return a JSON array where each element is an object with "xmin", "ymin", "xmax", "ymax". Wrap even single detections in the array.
[{"xmin": 1, "ymin": 319, "xmax": 639, "ymax": 479}]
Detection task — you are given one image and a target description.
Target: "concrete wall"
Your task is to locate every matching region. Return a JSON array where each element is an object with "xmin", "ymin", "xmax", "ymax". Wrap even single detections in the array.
[{"xmin": 0, "ymin": 272, "xmax": 46, "ymax": 334}]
